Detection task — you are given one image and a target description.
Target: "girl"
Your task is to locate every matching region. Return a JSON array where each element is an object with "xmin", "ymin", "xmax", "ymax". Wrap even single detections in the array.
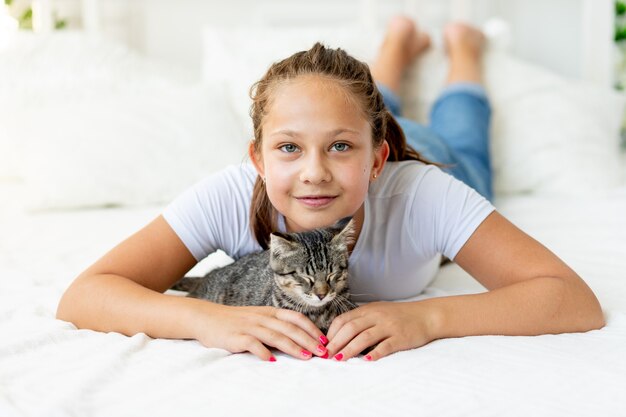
[{"xmin": 57, "ymin": 17, "xmax": 605, "ymax": 362}]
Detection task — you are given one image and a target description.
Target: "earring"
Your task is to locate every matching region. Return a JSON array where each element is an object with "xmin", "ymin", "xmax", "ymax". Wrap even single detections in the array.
[{"xmin": 372, "ymin": 173, "xmax": 378, "ymax": 179}]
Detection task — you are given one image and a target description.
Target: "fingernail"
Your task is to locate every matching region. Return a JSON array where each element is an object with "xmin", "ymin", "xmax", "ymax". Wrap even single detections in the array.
[
  {"xmin": 321, "ymin": 351, "xmax": 329, "ymax": 359},
  {"xmin": 334, "ymin": 352, "xmax": 344, "ymax": 361},
  {"xmin": 364, "ymin": 354, "xmax": 373, "ymax": 361},
  {"xmin": 301, "ymin": 349, "xmax": 312, "ymax": 358},
  {"xmin": 319, "ymin": 335, "xmax": 329, "ymax": 345},
  {"xmin": 316, "ymin": 344, "xmax": 327, "ymax": 354},
  {"xmin": 269, "ymin": 356, "xmax": 276, "ymax": 362}
]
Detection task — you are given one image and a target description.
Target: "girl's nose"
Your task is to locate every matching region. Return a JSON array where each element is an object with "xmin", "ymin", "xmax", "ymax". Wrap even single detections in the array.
[{"xmin": 299, "ymin": 153, "xmax": 332, "ymax": 184}]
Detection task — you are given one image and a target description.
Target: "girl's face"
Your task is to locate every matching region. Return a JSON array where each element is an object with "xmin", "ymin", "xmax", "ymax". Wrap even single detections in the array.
[{"xmin": 250, "ymin": 75, "xmax": 389, "ymax": 233}]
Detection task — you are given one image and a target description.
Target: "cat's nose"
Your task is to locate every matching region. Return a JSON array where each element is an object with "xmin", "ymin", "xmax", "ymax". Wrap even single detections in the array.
[{"xmin": 314, "ymin": 293, "xmax": 326, "ymax": 300}]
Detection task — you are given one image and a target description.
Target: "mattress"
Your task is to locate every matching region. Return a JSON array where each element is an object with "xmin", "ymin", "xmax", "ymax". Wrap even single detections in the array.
[{"xmin": 1, "ymin": 185, "xmax": 625, "ymax": 416}]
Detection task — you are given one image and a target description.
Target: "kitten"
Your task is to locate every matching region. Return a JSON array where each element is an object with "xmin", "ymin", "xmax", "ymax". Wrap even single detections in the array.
[{"xmin": 171, "ymin": 217, "xmax": 358, "ymax": 334}]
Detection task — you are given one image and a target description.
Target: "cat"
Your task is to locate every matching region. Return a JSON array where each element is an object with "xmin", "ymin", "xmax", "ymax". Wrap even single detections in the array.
[{"xmin": 171, "ymin": 217, "xmax": 358, "ymax": 334}]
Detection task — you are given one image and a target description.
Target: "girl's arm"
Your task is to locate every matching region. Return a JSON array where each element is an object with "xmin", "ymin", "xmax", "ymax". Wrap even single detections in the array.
[
  {"xmin": 56, "ymin": 215, "xmax": 328, "ymax": 361},
  {"xmin": 432, "ymin": 211, "xmax": 605, "ymax": 338},
  {"xmin": 324, "ymin": 211, "xmax": 605, "ymax": 361}
]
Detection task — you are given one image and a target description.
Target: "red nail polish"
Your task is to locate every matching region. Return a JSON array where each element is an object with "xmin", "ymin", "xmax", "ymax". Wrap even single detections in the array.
[
  {"xmin": 319, "ymin": 335, "xmax": 329, "ymax": 345},
  {"xmin": 334, "ymin": 352, "xmax": 344, "ymax": 361},
  {"xmin": 364, "ymin": 354, "xmax": 372, "ymax": 361},
  {"xmin": 321, "ymin": 351, "xmax": 329, "ymax": 359},
  {"xmin": 301, "ymin": 349, "xmax": 312, "ymax": 358},
  {"xmin": 316, "ymin": 344, "xmax": 327, "ymax": 353},
  {"xmin": 269, "ymin": 356, "xmax": 276, "ymax": 362}
]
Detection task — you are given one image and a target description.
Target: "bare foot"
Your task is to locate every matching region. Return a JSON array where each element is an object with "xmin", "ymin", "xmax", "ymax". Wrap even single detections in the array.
[
  {"xmin": 371, "ymin": 16, "xmax": 431, "ymax": 94},
  {"xmin": 443, "ymin": 22, "xmax": 486, "ymax": 84}
]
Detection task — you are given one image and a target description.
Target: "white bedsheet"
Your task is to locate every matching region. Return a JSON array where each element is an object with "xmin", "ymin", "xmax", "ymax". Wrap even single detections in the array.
[{"xmin": 1, "ymin": 187, "xmax": 626, "ymax": 416}]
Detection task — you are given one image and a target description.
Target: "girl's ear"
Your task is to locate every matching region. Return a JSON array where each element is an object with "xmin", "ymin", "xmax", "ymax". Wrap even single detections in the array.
[
  {"xmin": 372, "ymin": 140, "xmax": 390, "ymax": 179},
  {"xmin": 248, "ymin": 140, "xmax": 265, "ymax": 179}
]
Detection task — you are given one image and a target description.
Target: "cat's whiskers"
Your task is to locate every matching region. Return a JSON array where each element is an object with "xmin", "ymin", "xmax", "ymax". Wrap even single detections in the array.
[
  {"xmin": 332, "ymin": 297, "xmax": 346, "ymax": 313},
  {"xmin": 292, "ymin": 295, "xmax": 308, "ymax": 313},
  {"xmin": 297, "ymin": 295, "xmax": 319, "ymax": 313},
  {"xmin": 332, "ymin": 296, "xmax": 353, "ymax": 314},
  {"xmin": 346, "ymin": 291, "xmax": 376, "ymax": 297}
]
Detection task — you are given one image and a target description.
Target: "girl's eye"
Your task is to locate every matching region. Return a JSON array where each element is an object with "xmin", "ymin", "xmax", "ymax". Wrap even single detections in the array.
[
  {"xmin": 279, "ymin": 144, "xmax": 299, "ymax": 153},
  {"xmin": 331, "ymin": 143, "xmax": 350, "ymax": 152}
]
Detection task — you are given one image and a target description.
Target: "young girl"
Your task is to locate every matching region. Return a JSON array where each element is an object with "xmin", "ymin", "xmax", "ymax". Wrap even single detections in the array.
[{"xmin": 57, "ymin": 17, "xmax": 605, "ymax": 362}]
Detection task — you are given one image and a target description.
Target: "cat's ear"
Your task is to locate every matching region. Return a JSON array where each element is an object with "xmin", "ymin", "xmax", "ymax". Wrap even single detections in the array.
[
  {"xmin": 269, "ymin": 233, "xmax": 298, "ymax": 258},
  {"xmin": 331, "ymin": 218, "xmax": 355, "ymax": 249}
]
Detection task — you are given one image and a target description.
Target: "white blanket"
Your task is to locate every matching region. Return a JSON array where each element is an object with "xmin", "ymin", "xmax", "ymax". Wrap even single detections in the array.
[{"xmin": 1, "ymin": 187, "xmax": 626, "ymax": 416}]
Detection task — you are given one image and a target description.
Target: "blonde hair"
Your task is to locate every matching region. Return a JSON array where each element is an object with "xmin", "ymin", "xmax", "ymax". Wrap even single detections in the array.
[{"xmin": 249, "ymin": 42, "xmax": 431, "ymax": 249}]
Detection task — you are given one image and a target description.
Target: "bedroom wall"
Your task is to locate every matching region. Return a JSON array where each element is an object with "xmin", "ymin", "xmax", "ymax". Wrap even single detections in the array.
[
  {"xmin": 124, "ymin": 0, "xmax": 608, "ymax": 84},
  {"xmin": 492, "ymin": 0, "xmax": 614, "ymax": 87},
  {"xmin": 38, "ymin": 0, "xmax": 614, "ymax": 86},
  {"xmin": 492, "ymin": 0, "xmax": 582, "ymax": 80}
]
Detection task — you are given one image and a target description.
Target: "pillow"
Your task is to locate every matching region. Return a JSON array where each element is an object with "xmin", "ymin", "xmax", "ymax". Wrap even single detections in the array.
[
  {"xmin": 202, "ymin": 25, "xmax": 626, "ymax": 197},
  {"xmin": 0, "ymin": 32, "xmax": 249, "ymax": 210},
  {"xmin": 0, "ymin": 31, "xmax": 151, "ymax": 181}
]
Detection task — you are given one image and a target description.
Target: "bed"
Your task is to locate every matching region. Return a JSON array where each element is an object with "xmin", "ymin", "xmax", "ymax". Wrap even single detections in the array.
[{"xmin": 1, "ymin": 0, "xmax": 625, "ymax": 416}]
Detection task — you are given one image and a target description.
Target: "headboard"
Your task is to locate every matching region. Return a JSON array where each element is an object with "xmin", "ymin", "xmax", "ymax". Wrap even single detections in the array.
[{"xmin": 64, "ymin": 0, "xmax": 615, "ymax": 88}]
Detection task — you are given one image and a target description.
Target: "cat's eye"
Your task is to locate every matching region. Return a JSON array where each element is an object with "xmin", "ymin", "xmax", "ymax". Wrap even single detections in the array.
[{"xmin": 327, "ymin": 272, "xmax": 341, "ymax": 281}]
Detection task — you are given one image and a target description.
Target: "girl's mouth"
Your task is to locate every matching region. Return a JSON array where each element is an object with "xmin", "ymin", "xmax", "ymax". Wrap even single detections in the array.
[{"xmin": 296, "ymin": 195, "xmax": 337, "ymax": 208}]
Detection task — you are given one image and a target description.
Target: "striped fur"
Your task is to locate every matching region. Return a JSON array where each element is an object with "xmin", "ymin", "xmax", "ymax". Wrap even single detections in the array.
[{"xmin": 171, "ymin": 217, "xmax": 357, "ymax": 333}]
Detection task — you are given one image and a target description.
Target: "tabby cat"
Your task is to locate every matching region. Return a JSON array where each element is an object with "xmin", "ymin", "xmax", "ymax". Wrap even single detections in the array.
[{"xmin": 171, "ymin": 217, "xmax": 358, "ymax": 334}]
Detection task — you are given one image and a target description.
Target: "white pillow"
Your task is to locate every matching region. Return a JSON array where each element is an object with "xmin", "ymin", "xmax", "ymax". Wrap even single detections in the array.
[
  {"xmin": 0, "ymin": 32, "xmax": 248, "ymax": 210},
  {"xmin": 0, "ymin": 31, "xmax": 154, "ymax": 181},
  {"xmin": 202, "ymin": 25, "xmax": 625, "ymax": 197}
]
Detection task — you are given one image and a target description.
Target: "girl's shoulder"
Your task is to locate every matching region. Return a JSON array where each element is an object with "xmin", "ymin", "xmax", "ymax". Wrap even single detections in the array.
[
  {"xmin": 372, "ymin": 160, "xmax": 443, "ymax": 197},
  {"xmin": 177, "ymin": 162, "xmax": 259, "ymax": 209},
  {"xmin": 374, "ymin": 160, "xmax": 492, "ymax": 212},
  {"xmin": 369, "ymin": 161, "xmax": 495, "ymax": 261},
  {"xmin": 194, "ymin": 162, "xmax": 258, "ymax": 192},
  {"xmin": 162, "ymin": 162, "xmax": 261, "ymax": 261}
]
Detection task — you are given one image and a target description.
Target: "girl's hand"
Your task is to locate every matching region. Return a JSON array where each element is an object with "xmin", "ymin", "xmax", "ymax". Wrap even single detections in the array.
[
  {"xmin": 191, "ymin": 302, "xmax": 329, "ymax": 361},
  {"xmin": 324, "ymin": 301, "xmax": 438, "ymax": 361}
]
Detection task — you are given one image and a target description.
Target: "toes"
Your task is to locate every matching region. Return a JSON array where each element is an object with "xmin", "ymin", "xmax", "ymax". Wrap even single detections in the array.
[
  {"xmin": 387, "ymin": 15, "xmax": 416, "ymax": 37},
  {"xmin": 443, "ymin": 22, "xmax": 486, "ymax": 54},
  {"xmin": 414, "ymin": 32, "xmax": 431, "ymax": 54},
  {"xmin": 384, "ymin": 15, "xmax": 430, "ymax": 58},
  {"xmin": 444, "ymin": 22, "xmax": 485, "ymax": 43}
]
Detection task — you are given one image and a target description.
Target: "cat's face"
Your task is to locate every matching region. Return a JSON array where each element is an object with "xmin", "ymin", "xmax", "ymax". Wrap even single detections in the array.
[{"xmin": 268, "ymin": 218, "xmax": 354, "ymax": 307}]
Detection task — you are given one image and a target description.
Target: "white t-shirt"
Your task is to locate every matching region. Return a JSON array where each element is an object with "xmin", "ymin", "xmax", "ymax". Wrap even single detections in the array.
[{"xmin": 162, "ymin": 161, "xmax": 495, "ymax": 302}]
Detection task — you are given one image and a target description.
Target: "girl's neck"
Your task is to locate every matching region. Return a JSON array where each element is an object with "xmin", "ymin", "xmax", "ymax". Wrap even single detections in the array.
[
  {"xmin": 282, "ymin": 204, "xmax": 365, "ymax": 254},
  {"xmin": 348, "ymin": 204, "xmax": 365, "ymax": 255}
]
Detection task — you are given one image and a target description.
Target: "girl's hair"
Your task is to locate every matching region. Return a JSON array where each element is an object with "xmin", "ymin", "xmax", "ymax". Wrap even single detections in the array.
[{"xmin": 249, "ymin": 42, "xmax": 432, "ymax": 249}]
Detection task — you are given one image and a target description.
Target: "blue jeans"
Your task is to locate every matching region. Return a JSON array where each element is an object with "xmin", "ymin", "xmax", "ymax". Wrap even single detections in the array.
[{"xmin": 378, "ymin": 83, "xmax": 493, "ymax": 201}]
